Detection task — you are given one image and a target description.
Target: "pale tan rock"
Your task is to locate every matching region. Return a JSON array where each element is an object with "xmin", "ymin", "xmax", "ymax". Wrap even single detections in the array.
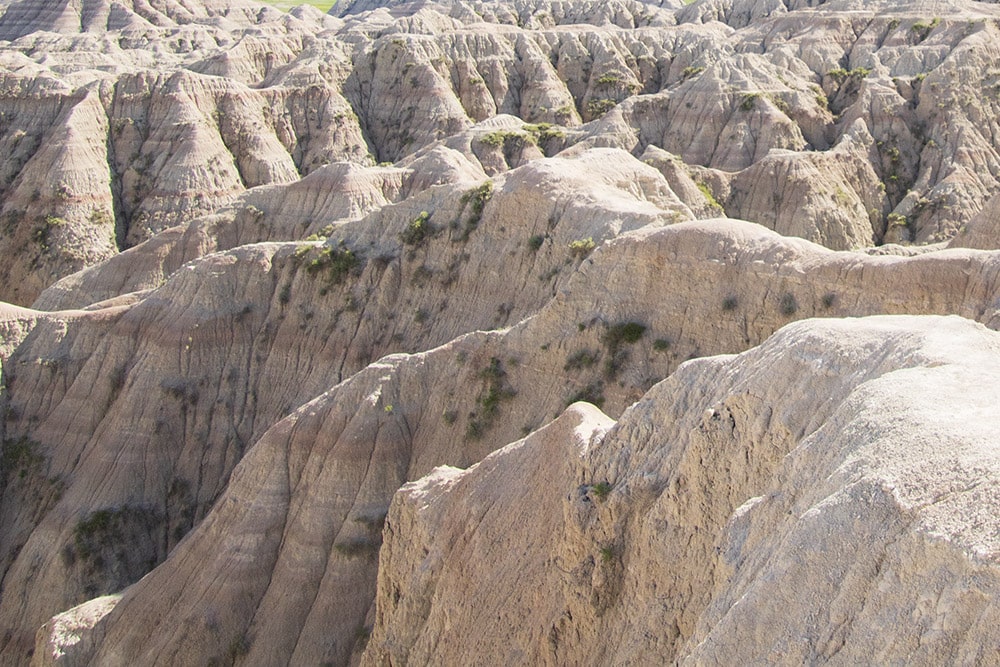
[
  {"xmin": 0, "ymin": 147, "xmax": 689, "ymax": 662},
  {"xmin": 8, "ymin": 0, "xmax": 1000, "ymax": 308},
  {"xmin": 949, "ymin": 192, "xmax": 1000, "ymax": 250},
  {"xmin": 0, "ymin": 0, "xmax": 274, "ymax": 39},
  {"xmin": 22, "ymin": 215, "xmax": 1000, "ymax": 665},
  {"xmin": 14, "ymin": 2, "xmax": 1000, "ymax": 665},
  {"xmin": 0, "ymin": 83, "xmax": 116, "ymax": 306},
  {"xmin": 722, "ymin": 133, "xmax": 888, "ymax": 249},
  {"xmin": 365, "ymin": 315, "xmax": 1000, "ymax": 666},
  {"xmin": 33, "ymin": 147, "xmax": 485, "ymax": 310},
  {"xmin": 31, "ymin": 595, "xmax": 119, "ymax": 667}
]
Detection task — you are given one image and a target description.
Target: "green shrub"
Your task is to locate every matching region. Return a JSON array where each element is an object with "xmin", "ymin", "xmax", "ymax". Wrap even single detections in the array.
[
  {"xmin": 740, "ymin": 92, "xmax": 761, "ymax": 111},
  {"xmin": 527, "ymin": 234, "xmax": 545, "ymax": 251},
  {"xmin": 564, "ymin": 349, "xmax": 599, "ymax": 371},
  {"xmin": 767, "ymin": 93, "xmax": 790, "ymax": 115},
  {"xmin": 887, "ymin": 212, "xmax": 908, "ymax": 227},
  {"xmin": 554, "ymin": 105, "xmax": 575, "ymax": 122},
  {"xmin": 569, "ymin": 237, "xmax": 596, "ymax": 258},
  {"xmin": 586, "ymin": 98, "xmax": 617, "ymax": 118},
  {"xmin": 591, "ymin": 481, "xmax": 612, "ymax": 500},
  {"xmin": 480, "ymin": 131, "xmax": 506, "ymax": 147},
  {"xmin": 566, "ymin": 382, "xmax": 605, "ymax": 408},
  {"xmin": 722, "ymin": 295, "xmax": 739, "ymax": 311},
  {"xmin": 523, "ymin": 123, "xmax": 565, "ymax": 142},
  {"xmin": 227, "ymin": 635, "xmax": 251, "ymax": 661},
  {"xmin": 653, "ymin": 338, "xmax": 671, "ymax": 352},
  {"xmin": 605, "ymin": 321, "xmax": 646, "ymax": 347},
  {"xmin": 696, "ymin": 181, "xmax": 723, "ymax": 211},
  {"xmin": 2, "ymin": 436, "xmax": 44, "ymax": 479},
  {"xmin": 72, "ymin": 505, "xmax": 161, "ymax": 564},
  {"xmin": 460, "ymin": 181, "xmax": 494, "ymax": 235},
  {"xmin": 911, "ymin": 17, "xmax": 940, "ymax": 40},
  {"xmin": 465, "ymin": 419, "xmax": 485, "ymax": 439},
  {"xmin": 466, "ymin": 357, "xmax": 516, "ymax": 440},
  {"xmin": 400, "ymin": 211, "xmax": 433, "ymax": 246},
  {"xmin": 810, "ymin": 84, "xmax": 829, "ymax": 111},
  {"xmin": 779, "ymin": 293, "xmax": 798, "ymax": 316},
  {"xmin": 481, "ymin": 130, "xmax": 531, "ymax": 148},
  {"xmin": 602, "ymin": 322, "xmax": 646, "ymax": 378},
  {"xmin": 304, "ymin": 245, "xmax": 360, "ymax": 285},
  {"xmin": 827, "ymin": 67, "xmax": 871, "ymax": 84},
  {"xmin": 478, "ymin": 358, "xmax": 515, "ymax": 416}
]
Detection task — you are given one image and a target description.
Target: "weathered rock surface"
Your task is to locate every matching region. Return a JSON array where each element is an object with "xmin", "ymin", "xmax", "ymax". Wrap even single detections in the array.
[
  {"xmin": 6, "ymin": 0, "xmax": 1000, "ymax": 304},
  {"xmin": 6, "ymin": 0, "xmax": 1000, "ymax": 665},
  {"xmin": 366, "ymin": 315, "xmax": 1000, "ymax": 665},
  {"xmin": 32, "ymin": 146, "xmax": 487, "ymax": 310},
  {"xmin": 16, "ymin": 214, "xmax": 1000, "ymax": 665}
]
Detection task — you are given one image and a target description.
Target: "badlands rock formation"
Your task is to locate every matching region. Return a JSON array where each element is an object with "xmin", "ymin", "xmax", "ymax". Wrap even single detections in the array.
[
  {"xmin": 367, "ymin": 315, "xmax": 1000, "ymax": 665},
  {"xmin": 2, "ymin": 0, "xmax": 1000, "ymax": 665}
]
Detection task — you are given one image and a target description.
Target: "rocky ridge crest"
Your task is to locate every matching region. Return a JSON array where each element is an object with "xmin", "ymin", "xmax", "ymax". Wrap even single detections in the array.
[{"xmin": 3, "ymin": 0, "xmax": 1000, "ymax": 665}]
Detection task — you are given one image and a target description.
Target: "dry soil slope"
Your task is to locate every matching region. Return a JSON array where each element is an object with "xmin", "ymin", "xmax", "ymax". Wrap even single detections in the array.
[
  {"xmin": 0, "ymin": 148, "xmax": 685, "ymax": 664},
  {"xmin": 7, "ymin": 0, "xmax": 1000, "ymax": 664},
  {"xmin": 13, "ymin": 0, "xmax": 1000, "ymax": 305},
  {"xmin": 23, "ymin": 217, "xmax": 1000, "ymax": 666},
  {"xmin": 365, "ymin": 315, "xmax": 1000, "ymax": 666},
  {"xmin": 0, "ymin": 0, "xmax": 366, "ymax": 305}
]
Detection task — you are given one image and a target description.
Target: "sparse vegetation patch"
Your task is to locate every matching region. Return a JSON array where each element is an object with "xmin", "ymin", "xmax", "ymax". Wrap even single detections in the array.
[
  {"xmin": 299, "ymin": 242, "xmax": 362, "ymax": 286},
  {"xmin": 458, "ymin": 180, "xmax": 494, "ymax": 237},
  {"xmin": 466, "ymin": 357, "xmax": 517, "ymax": 440},
  {"xmin": 566, "ymin": 382, "xmax": 605, "ymax": 408},
  {"xmin": 780, "ymin": 293, "xmax": 799, "ymax": 316},
  {"xmin": 401, "ymin": 211, "xmax": 434, "ymax": 246},
  {"xmin": 587, "ymin": 98, "xmax": 617, "ymax": 118},
  {"xmin": 565, "ymin": 349, "xmax": 599, "ymax": 371},
  {"xmin": 602, "ymin": 321, "xmax": 646, "ymax": 378},
  {"xmin": 590, "ymin": 481, "xmax": 612, "ymax": 500},
  {"xmin": 2, "ymin": 436, "xmax": 44, "ymax": 479},
  {"xmin": 569, "ymin": 237, "xmax": 596, "ymax": 258}
]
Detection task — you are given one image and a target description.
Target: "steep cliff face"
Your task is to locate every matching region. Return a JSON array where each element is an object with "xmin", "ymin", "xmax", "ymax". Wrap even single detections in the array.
[
  {"xmin": 0, "ymin": 0, "xmax": 276, "ymax": 40},
  {"xmin": 6, "ymin": 0, "xmax": 1000, "ymax": 304},
  {"xmin": 6, "ymin": 0, "xmax": 1000, "ymax": 665},
  {"xmin": 32, "ymin": 147, "xmax": 487, "ymax": 311},
  {"xmin": 18, "ymin": 214, "xmax": 1000, "ymax": 665},
  {"xmin": 2, "ymin": 147, "xmax": 690, "ymax": 662},
  {"xmin": 0, "ymin": 0, "xmax": 366, "ymax": 304},
  {"xmin": 365, "ymin": 316, "xmax": 1000, "ymax": 665}
]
